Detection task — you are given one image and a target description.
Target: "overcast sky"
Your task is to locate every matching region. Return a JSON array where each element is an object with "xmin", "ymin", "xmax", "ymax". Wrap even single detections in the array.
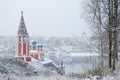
[{"xmin": 0, "ymin": 0, "xmax": 91, "ymax": 37}]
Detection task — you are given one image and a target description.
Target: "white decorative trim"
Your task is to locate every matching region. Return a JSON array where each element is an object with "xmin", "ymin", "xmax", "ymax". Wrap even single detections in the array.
[
  {"xmin": 26, "ymin": 39, "xmax": 28, "ymax": 56},
  {"xmin": 21, "ymin": 37, "xmax": 23, "ymax": 56},
  {"xmin": 16, "ymin": 36, "xmax": 18, "ymax": 57}
]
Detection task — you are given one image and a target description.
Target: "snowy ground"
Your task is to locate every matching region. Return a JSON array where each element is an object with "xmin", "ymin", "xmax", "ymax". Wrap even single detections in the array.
[{"xmin": 0, "ymin": 57, "xmax": 72, "ymax": 80}]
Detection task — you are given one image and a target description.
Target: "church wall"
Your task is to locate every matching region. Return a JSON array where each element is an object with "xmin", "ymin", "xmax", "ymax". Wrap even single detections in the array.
[{"xmin": 23, "ymin": 42, "xmax": 26, "ymax": 55}]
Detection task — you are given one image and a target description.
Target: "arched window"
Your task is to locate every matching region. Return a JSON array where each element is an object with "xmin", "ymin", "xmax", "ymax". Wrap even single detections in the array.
[{"xmin": 19, "ymin": 36, "xmax": 21, "ymax": 41}]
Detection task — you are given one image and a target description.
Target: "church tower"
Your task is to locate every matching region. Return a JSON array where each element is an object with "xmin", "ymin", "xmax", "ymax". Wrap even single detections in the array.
[{"xmin": 16, "ymin": 11, "xmax": 31, "ymax": 62}]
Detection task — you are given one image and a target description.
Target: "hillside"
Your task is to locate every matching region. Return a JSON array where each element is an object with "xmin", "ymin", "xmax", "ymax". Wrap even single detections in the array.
[
  {"xmin": 0, "ymin": 57, "xmax": 37, "ymax": 76},
  {"xmin": 0, "ymin": 57, "xmax": 71, "ymax": 80}
]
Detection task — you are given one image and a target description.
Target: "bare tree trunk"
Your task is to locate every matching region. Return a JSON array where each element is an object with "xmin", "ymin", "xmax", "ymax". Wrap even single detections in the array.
[
  {"xmin": 110, "ymin": 0, "xmax": 118, "ymax": 71},
  {"xmin": 109, "ymin": 31, "xmax": 112, "ymax": 68},
  {"xmin": 108, "ymin": 0, "xmax": 112, "ymax": 68},
  {"xmin": 112, "ymin": 31, "xmax": 116, "ymax": 70},
  {"xmin": 114, "ymin": 0, "xmax": 118, "ymax": 61},
  {"xmin": 97, "ymin": 0, "xmax": 104, "ymax": 68},
  {"xmin": 113, "ymin": 0, "xmax": 118, "ymax": 70}
]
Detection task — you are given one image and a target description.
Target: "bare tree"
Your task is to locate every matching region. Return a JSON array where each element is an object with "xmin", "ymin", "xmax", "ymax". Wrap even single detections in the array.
[
  {"xmin": 84, "ymin": 0, "xmax": 107, "ymax": 68},
  {"xmin": 84, "ymin": 0, "xmax": 120, "ymax": 71}
]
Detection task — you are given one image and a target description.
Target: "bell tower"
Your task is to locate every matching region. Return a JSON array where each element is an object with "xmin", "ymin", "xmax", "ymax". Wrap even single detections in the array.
[{"xmin": 16, "ymin": 11, "xmax": 31, "ymax": 62}]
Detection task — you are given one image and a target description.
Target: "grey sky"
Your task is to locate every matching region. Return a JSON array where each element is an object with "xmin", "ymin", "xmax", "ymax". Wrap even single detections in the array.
[{"xmin": 0, "ymin": 0, "xmax": 90, "ymax": 37}]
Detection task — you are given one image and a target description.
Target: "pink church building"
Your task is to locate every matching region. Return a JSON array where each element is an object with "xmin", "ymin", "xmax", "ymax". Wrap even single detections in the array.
[
  {"xmin": 29, "ymin": 40, "xmax": 44, "ymax": 61},
  {"xmin": 15, "ymin": 11, "xmax": 44, "ymax": 62}
]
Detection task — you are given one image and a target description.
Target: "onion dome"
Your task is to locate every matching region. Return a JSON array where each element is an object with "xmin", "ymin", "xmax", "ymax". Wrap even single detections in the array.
[
  {"xmin": 37, "ymin": 44, "xmax": 43, "ymax": 48},
  {"xmin": 31, "ymin": 40, "xmax": 37, "ymax": 45}
]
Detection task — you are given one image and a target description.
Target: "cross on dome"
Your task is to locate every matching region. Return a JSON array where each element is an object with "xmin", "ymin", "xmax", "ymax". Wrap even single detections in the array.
[{"xmin": 21, "ymin": 11, "xmax": 23, "ymax": 16}]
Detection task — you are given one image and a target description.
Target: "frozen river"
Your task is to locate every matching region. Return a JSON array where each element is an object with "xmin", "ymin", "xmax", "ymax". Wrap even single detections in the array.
[{"xmin": 50, "ymin": 52, "xmax": 108, "ymax": 75}]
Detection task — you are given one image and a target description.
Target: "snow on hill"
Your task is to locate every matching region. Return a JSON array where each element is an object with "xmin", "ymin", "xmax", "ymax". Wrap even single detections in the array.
[
  {"xmin": 0, "ymin": 57, "xmax": 36, "ymax": 76},
  {"xmin": 0, "ymin": 57, "xmax": 71, "ymax": 80}
]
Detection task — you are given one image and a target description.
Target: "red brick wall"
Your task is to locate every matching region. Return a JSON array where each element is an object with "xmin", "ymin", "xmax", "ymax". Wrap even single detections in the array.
[
  {"xmin": 32, "ymin": 46, "xmax": 36, "ymax": 50},
  {"xmin": 38, "ymin": 48, "xmax": 42, "ymax": 52},
  {"xmin": 26, "ymin": 57, "xmax": 31, "ymax": 62},
  {"xmin": 18, "ymin": 43, "xmax": 21, "ymax": 56},
  {"xmin": 17, "ymin": 57, "xmax": 24, "ymax": 60},
  {"xmin": 40, "ymin": 53, "xmax": 44, "ymax": 61},
  {"xmin": 23, "ymin": 43, "xmax": 26, "ymax": 55},
  {"xmin": 30, "ymin": 53, "xmax": 39, "ymax": 60},
  {"xmin": 35, "ymin": 54, "xmax": 39, "ymax": 59},
  {"xmin": 27, "ymin": 43, "xmax": 29, "ymax": 56}
]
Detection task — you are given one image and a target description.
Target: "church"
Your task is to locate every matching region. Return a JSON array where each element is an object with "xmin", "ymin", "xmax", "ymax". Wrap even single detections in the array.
[
  {"xmin": 15, "ymin": 11, "xmax": 44, "ymax": 62},
  {"xmin": 15, "ymin": 11, "xmax": 65, "ymax": 75}
]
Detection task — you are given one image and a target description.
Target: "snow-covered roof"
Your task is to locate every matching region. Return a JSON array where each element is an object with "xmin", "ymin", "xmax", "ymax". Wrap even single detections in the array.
[
  {"xmin": 52, "ymin": 63, "xmax": 59, "ymax": 68},
  {"xmin": 29, "ymin": 50, "xmax": 38, "ymax": 53},
  {"xmin": 30, "ymin": 50, "xmax": 44, "ymax": 54},
  {"xmin": 30, "ymin": 57, "xmax": 53, "ymax": 66},
  {"xmin": 40, "ymin": 58, "xmax": 53, "ymax": 65},
  {"xmin": 31, "ymin": 57, "xmax": 39, "ymax": 62}
]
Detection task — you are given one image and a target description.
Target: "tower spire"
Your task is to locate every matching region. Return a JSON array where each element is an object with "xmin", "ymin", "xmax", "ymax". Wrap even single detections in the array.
[
  {"xmin": 16, "ymin": 11, "xmax": 31, "ymax": 62},
  {"xmin": 18, "ymin": 11, "xmax": 28, "ymax": 36},
  {"xmin": 21, "ymin": 11, "xmax": 23, "ymax": 16}
]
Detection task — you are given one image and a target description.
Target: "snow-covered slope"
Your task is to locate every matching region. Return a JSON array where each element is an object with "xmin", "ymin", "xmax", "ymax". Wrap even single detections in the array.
[{"xmin": 0, "ymin": 57, "xmax": 72, "ymax": 80}]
